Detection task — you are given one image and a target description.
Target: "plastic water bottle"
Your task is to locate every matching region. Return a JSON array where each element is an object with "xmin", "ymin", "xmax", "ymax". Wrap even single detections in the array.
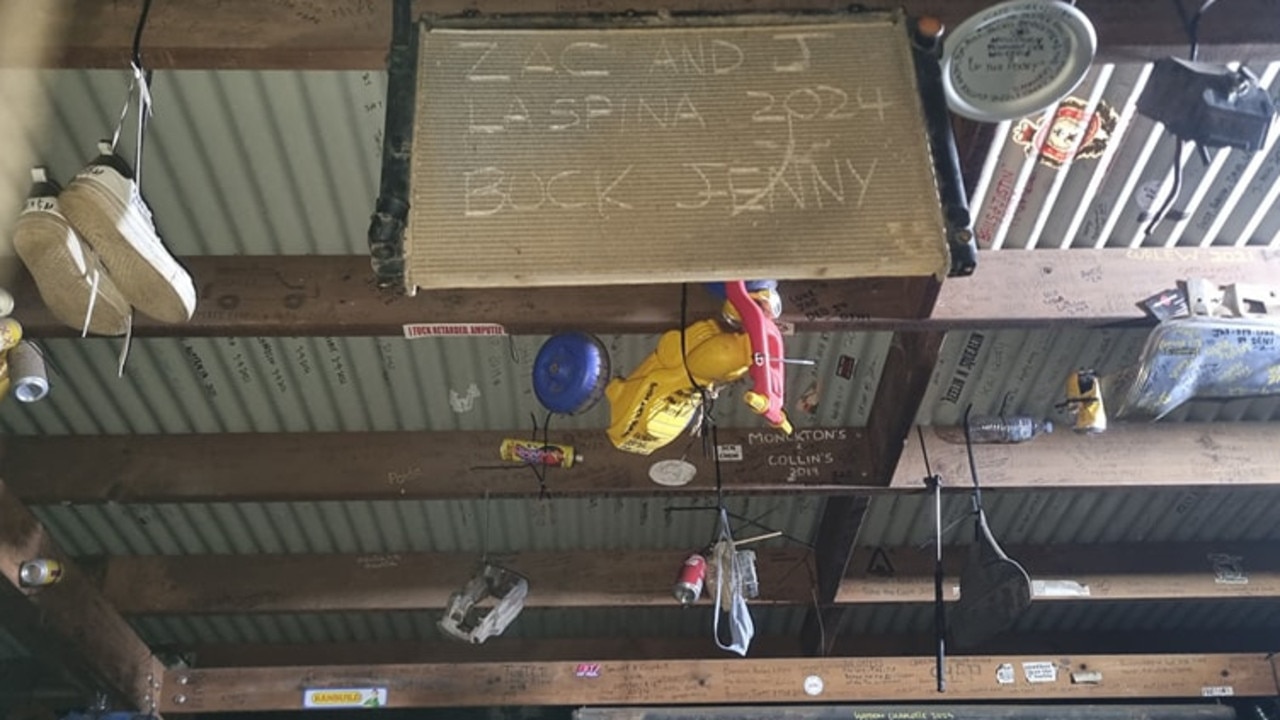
[{"xmin": 936, "ymin": 415, "xmax": 1054, "ymax": 444}]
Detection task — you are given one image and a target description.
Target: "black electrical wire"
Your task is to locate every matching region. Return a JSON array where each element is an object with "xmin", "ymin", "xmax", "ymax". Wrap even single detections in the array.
[
  {"xmin": 962, "ymin": 404, "xmax": 983, "ymax": 510},
  {"xmin": 1147, "ymin": 0, "xmax": 1220, "ymax": 235},
  {"xmin": 1144, "ymin": 138, "xmax": 1185, "ymax": 235},
  {"xmin": 918, "ymin": 426, "xmax": 946, "ymax": 693},
  {"xmin": 130, "ymin": 0, "xmax": 154, "ymax": 66}
]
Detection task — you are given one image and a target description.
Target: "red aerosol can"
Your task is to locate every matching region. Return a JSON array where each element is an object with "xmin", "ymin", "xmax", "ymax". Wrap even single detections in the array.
[{"xmin": 673, "ymin": 553, "xmax": 707, "ymax": 605}]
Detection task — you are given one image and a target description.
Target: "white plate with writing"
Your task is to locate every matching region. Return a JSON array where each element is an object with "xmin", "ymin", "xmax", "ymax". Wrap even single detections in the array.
[{"xmin": 941, "ymin": 0, "xmax": 1096, "ymax": 122}]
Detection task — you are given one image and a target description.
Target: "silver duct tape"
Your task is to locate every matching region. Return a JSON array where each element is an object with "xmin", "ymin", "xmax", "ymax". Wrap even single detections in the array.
[{"xmin": 9, "ymin": 340, "xmax": 48, "ymax": 402}]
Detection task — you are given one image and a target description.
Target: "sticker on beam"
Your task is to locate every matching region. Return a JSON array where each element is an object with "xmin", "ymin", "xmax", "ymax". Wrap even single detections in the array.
[
  {"xmin": 1202, "ymin": 686, "xmax": 1235, "ymax": 697},
  {"xmin": 403, "ymin": 323, "xmax": 508, "ymax": 338},
  {"xmin": 996, "ymin": 663, "xmax": 1015, "ymax": 685},
  {"xmin": 716, "ymin": 444, "xmax": 743, "ymax": 462},
  {"xmin": 303, "ymin": 688, "xmax": 388, "ymax": 709},
  {"xmin": 1031, "ymin": 579, "xmax": 1091, "ymax": 597},
  {"xmin": 1022, "ymin": 661, "xmax": 1058, "ymax": 683}
]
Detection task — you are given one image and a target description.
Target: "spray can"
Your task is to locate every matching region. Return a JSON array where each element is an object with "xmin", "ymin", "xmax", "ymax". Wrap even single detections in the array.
[
  {"xmin": 19, "ymin": 559, "xmax": 63, "ymax": 587},
  {"xmin": 673, "ymin": 553, "xmax": 707, "ymax": 605},
  {"xmin": 499, "ymin": 438, "xmax": 579, "ymax": 468}
]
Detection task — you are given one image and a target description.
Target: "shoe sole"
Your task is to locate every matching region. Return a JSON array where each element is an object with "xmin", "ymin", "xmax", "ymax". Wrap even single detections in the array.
[
  {"xmin": 13, "ymin": 210, "xmax": 131, "ymax": 336},
  {"xmin": 61, "ymin": 175, "xmax": 195, "ymax": 324}
]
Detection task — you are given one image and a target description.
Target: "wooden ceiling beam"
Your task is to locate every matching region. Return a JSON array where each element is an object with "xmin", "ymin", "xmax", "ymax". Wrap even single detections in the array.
[
  {"xmin": 187, "ymin": 637, "xmax": 807, "ymax": 667},
  {"xmin": 894, "ymin": 422, "xmax": 1280, "ymax": 490},
  {"xmin": 9, "ymin": 422, "xmax": 1280, "ymax": 506},
  {"xmin": 8, "ymin": 255, "xmax": 942, "ymax": 338},
  {"xmin": 0, "ymin": 481, "xmax": 164, "ymax": 712},
  {"xmin": 12, "ymin": 248, "xmax": 1270, "ymax": 338},
  {"xmin": 182, "ymin": 628, "xmax": 1280, "ymax": 668},
  {"xmin": 19, "ymin": 0, "xmax": 1280, "ymax": 70},
  {"xmin": 161, "ymin": 654, "xmax": 1274, "ymax": 710},
  {"xmin": 0, "ymin": 427, "xmax": 870, "ymax": 504},
  {"xmin": 837, "ymin": 541, "xmax": 1280, "ymax": 604},
  {"xmin": 101, "ymin": 549, "xmax": 816, "ymax": 614},
  {"xmin": 93, "ymin": 541, "xmax": 1280, "ymax": 614}
]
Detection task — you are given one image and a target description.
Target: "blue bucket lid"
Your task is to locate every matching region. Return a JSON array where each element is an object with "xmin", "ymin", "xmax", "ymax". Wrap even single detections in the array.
[{"xmin": 532, "ymin": 332, "xmax": 608, "ymax": 415}]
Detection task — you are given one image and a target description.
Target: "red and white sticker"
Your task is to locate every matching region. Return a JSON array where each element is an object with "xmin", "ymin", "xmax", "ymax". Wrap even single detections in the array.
[
  {"xmin": 575, "ymin": 663, "xmax": 601, "ymax": 678},
  {"xmin": 402, "ymin": 323, "xmax": 507, "ymax": 339}
]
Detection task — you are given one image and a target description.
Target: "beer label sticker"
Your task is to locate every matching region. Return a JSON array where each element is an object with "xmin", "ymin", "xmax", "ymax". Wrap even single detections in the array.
[
  {"xmin": 575, "ymin": 663, "xmax": 602, "ymax": 678},
  {"xmin": 303, "ymin": 688, "xmax": 387, "ymax": 709},
  {"xmin": 996, "ymin": 663, "xmax": 1015, "ymax": 685}
]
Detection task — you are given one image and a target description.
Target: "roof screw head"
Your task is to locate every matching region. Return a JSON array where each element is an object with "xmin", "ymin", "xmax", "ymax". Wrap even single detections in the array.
[
  {"xmin": 178, "ymin": 675, "xmax": 190, "ymax": 685},
  {"xmin": 174, "ymin": 695, "xmax": 187, "ymax": 705}
]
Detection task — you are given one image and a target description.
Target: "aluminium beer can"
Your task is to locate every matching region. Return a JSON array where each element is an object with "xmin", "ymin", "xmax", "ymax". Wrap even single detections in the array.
[{"xmin": 672, "ymin": 553, "xmax": 707, "ymax": 605}]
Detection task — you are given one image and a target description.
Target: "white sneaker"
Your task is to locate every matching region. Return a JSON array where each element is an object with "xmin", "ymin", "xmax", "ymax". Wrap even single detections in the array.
[
  {"xmin": 60, "ymin": 142, "xmax": 195, "ymax": 324},
  {"xmin": 13, "ymin": 168, "xmax": 131, "ymax": 336}
]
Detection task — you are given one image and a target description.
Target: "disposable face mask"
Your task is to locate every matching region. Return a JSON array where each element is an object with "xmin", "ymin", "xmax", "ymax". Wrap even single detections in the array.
[{"xmin": 712, "ymin": 512, "xmax": 755, "ymax": 656}]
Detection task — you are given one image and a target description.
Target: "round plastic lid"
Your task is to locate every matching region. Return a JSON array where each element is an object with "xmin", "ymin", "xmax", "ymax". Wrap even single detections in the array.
[
  {"xmin": 532, "ymin": 332, "xmax": 609, "ymax": 415},
  {"xmin": 941, "ymin": 0, "xmax": 1097, "ymax": 122},
  {"xmin": 649, "ymin": 459, "xmax": 697, "ymax": 487}
]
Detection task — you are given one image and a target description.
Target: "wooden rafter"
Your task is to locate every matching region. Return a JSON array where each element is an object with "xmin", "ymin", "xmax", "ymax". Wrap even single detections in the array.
[
  {"xmin": 1, "ymin": 427, "xmax": 869, "ymax": 503},
  {"xmin": 99, "ymin": 549, "xmax": 815, "ymax": 614},
  {"xmin": 161, "ymin": 654, "xmax": 1274, "ymax": 710},
  {"xmin": 803, "ymin": 329, "xmax": 944, "ymax": 654},
  {"xmin": 15, "ymin": 0, "xmax": 1280, "ymax": 70},
  {"xmin": 184, "ymin": 629, "xmax": 1280, "ymax": 668},
  {"xmin": 0, "ymin": 481, "xmax": 164, "ymax": 711},
  {"xmin": 88, "ymin": 541, "xmax": 1279, "ymax": 614},
  {"xmin": 9, "ymin": 422, "xmax": 1280, "ymax": 505},
  {"xmin": 894, "ymin": 422, "xmax": 1280, "ymax": 489},
  {"xmin": 10, "ymin": 249, "xmax": 1276, "ymax": 337}
]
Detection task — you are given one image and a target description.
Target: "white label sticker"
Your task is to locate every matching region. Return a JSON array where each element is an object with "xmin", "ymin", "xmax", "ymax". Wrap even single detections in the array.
[
  {"xmin": 1023, "ymin": 661, "xmax": 1058, "ymax": 684},
  {"xmin": 1071, "ymin": 671, "xmax": 1103, "ymax": 685},
  {"xmin": 803, "ymin": 675, "xmax": 824, "ymax": 696},
  {"xmin": 1202, "ymin": 686, "xmax": 1235, "ymax": 697},
  {"xmin": 303, "ymin": 688, "xmax": 387, "ymax": 709},
  {"xmin": 1032, "ymin": 579, "xmax": 1092, "ymax": 597},
  {"xmin": 716, "ymin": 444, "xmax": 744, "ymax": 462},
  {"xmin": 996, "ymin": 664, "xmax": 1015, "ymax": 685},
  {"xmin": 403, "ymin": 323, "xmax": 508, "ymax": 338}
]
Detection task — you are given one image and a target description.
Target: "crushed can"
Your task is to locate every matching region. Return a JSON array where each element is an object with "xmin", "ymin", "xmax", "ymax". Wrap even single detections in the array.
[
  {"xmin": 499, "ymin": 438, "xmax": 579, "ymax": 468},
  {"xmin": 19, "ymin": 558, "xmax": 63, "ymax": 587},
  {"xmin": 673, "ymin": 553, "xmax": 707, "ymax": 605}
]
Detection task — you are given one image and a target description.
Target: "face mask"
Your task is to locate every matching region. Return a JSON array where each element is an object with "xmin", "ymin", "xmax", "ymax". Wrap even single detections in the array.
[{"xmin": 712, "ymin": 511, "xmax": 755, "ymax": 656}]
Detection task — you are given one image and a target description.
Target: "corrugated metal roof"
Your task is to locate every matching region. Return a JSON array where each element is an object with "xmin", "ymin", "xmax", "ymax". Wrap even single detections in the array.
[
  {"xmin": 33, "ymin": 495, "xmax": 822, "ymax": 557},
  {"xmin": 920, "ymin": 328, "xmax": 1280, "ymax": 426},
  {"xmin": 5, "ymin": 69, "xmax": 384, "ymax": 254},
  {"xmin": 1, "ymin": 331, "xmax": 889, "ymax": 434},
  {"xmin": 858, "ymin": 487, "xmax": 1280, "ymax": 549},
  {"xmin": 973, "ymin": 61, "xmax": 1280, "ymax": 250},
  {"xmin": 836, "ymin": 599, "xmax": 1280, "ymax": 638},
  {"xmin": 132, "ymin": 607, "xmax": 809, "ymax": 648}
]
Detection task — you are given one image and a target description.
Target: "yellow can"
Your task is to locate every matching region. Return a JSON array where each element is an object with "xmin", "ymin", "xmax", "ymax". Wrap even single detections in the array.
[
  {"xmin": 499, "ymin": 438, "xmax": 579, "ymax": 469},
  {"xmin": 0, "ymin": 318, "xmax": 21, "ymax": 351}
]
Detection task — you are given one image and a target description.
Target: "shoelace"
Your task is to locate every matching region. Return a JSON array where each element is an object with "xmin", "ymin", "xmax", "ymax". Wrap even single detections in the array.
[{"xmin": 80, "ymin": 267, "xmax": 133, "ymax": 378}]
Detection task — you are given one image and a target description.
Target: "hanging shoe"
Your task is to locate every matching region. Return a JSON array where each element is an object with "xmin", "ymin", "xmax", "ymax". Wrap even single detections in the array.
[
  {"xmin": 13, "ymin": 168, "xmax": 131, "ymax": 336},
  {"xmin": 60, "ymin": 142, "xmax": 195, "ymax": 324}
]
